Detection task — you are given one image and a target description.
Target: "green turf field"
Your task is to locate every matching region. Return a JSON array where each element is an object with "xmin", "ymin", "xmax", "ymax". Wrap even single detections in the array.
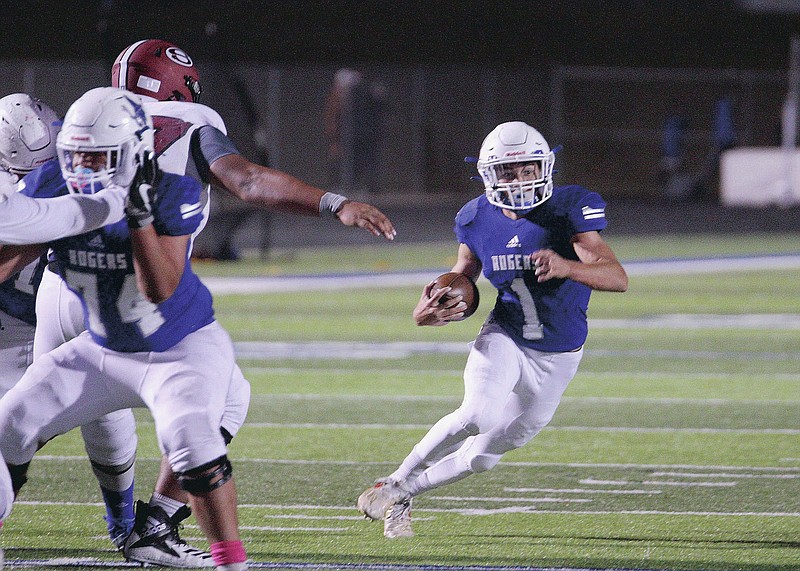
[{"xmin": 2, "ymin": 233, "xmax": 798, "ymax": 570}]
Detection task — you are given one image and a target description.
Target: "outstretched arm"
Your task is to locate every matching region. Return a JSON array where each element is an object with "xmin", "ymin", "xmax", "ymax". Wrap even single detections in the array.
[
  {"xmin": 0, "ymin": 186, "xmax": 125, "ymax": 245},
  {"xmin": 208, "ymin": 153, "xmax": 396, "ymax": 240}
]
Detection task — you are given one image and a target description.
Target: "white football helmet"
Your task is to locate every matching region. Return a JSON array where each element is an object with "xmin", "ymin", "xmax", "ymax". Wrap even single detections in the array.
[
  {"xmin": 0, "ymin": 93, "xmax": 60, "ymax": 177},
  {"xmin": 477, "ymin": 121, "xmax": 555, "ymax": 210},
  {"xmin": 57, "ymin": 86, "xmax": 154, "ymax": 194}
]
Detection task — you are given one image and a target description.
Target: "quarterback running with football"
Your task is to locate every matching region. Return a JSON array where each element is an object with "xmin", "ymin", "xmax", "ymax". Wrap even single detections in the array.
[
  {"xmin": 357, "ymin": 121, "xmax": 628, "ymax": 538},
  {"xmin": 0, "ymin": 87, "xmax": 251, "ymax": 571},
  {"xmin": 28, "ymin": 38, "xmax": 396, "ymax": 567}
]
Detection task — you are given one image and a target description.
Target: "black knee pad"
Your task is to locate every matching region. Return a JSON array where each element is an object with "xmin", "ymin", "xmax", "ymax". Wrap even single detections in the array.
[
  {"xmin": 176, "ymin": 455, "xmax": 233, "ymax": 495},
  {"xmin": 8, "ymin": 462, "xmax": 30, "ymax": 492},
  {"xmin": 89, "ymin": 454, "xmax": 136, "ymax": 476}
]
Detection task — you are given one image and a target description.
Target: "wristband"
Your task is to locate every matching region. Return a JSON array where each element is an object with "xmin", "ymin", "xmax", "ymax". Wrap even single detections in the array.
[{"xmin": 319, "ymin": 192, "xmax": 349, "ymax": 217}]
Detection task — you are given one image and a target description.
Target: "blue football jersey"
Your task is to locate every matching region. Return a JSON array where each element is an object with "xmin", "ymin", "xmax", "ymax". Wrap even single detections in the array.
[
  {"xmin": 0, "ymin": 259, "xmax": 44, "ymax": 326},
  {"xmin": 455, "ymin": 186, "xmax": 608, "ymax": 352},
  {"xmin": 21, "ymin": 161, "xmax": 213, "ymax": 352}
]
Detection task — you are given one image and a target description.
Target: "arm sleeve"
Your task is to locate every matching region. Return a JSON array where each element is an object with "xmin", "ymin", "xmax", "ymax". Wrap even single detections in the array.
[
  {"xmin": 0, "ymin": 187, "xmax": 126, "ymax": 245},
  {"xmin": 190, "ymin": 125, "xmax": 240, "ymax": 181}
]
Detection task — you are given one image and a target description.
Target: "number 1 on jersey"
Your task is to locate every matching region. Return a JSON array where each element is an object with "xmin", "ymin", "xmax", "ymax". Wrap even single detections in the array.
[{"xmin": 510, "ymin": 277, "xmax": 544, "ymax": 340}]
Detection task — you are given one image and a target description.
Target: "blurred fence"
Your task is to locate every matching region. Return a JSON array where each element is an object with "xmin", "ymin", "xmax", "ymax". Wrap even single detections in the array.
[{"xmin": 0, "ymin": 60, "xmax": 787, "ymax": 198}]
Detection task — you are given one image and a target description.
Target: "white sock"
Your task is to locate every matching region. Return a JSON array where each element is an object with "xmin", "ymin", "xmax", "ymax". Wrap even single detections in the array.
[{"xmin": 149, "ymin": 492, "xmax": 185, "ymax": 518}]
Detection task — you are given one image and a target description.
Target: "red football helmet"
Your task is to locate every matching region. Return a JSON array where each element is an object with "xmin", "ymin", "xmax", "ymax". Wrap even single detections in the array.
[{"xmin": 112, "ymin": 39, "xmax": 202, "ymax": 103}]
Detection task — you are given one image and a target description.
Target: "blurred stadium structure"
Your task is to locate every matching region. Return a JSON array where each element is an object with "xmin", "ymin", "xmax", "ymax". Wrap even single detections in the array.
[
  {"xmin": 0, "ymin": 62, "xmax": 789, "ymax": 196},
  {"xmin": 1, "ymin": 1, "xmax": 799, "ymax": 252}
]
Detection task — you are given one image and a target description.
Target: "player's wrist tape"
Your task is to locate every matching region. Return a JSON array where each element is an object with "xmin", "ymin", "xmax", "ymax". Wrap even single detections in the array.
[{"xmin": 319, "ymin": 192, "xmax": 349, "ymax": 217}]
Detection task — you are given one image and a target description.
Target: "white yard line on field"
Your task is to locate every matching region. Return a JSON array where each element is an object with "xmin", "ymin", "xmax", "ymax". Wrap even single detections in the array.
[
  {"xmin": 34, "ymin": 455, "xmax": 800, "ymax": 472},
  {"xmin": 201, "ymin": 253, "xmax": 800, "ymax": 294},
  {"xmin": 14, "ymin": 500, "xmax": 800, "ymax": 520},
  {"xmin": 233, "ymin": 341, "xmax": 800, "ymax": 360}
]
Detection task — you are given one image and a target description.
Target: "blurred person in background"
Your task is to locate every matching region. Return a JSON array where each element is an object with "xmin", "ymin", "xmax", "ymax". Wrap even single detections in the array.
[{"xmin": 325, "ymin": 68, "xmax": 386, "ymax": 193}]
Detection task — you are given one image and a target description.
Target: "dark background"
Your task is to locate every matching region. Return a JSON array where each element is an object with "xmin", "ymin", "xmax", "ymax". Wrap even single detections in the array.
[
  {"xmin": 5, "ymin": 0, "xmax": 800, "ymax": 249},
  {"xmin": 3, "ymin": 0, "xmax": 800, "ymax": 69}
]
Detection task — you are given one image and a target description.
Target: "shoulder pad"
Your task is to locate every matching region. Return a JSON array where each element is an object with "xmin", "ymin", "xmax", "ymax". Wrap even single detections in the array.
[
  {"xmin": 553, "ymin": 184, "xmax": 594, "ymax": 201},
  {"xmin": 144, "ymin": 101, "xmax": 228, "ymax": 135},
  {"xmin": 455, "ymin": 196, "xmax": 482, "ymax": 226},
  {"xmin": 18, "ymin": 159, "xmax": 65, "ymax": 198}
]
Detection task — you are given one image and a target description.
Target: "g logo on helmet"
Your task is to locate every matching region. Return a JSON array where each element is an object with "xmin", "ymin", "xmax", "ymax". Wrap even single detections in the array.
[{"xmin": 165, "ymin": 47, "xmax": 193, "ymax": 68}]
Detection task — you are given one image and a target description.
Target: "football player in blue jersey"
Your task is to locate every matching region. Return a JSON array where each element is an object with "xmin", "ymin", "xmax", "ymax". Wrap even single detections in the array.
[
  {"xmin": 357, "ymin": 121, "xmax": 628, "ymax": 538},
  {"xmin": 0, "ymin": 87, "xmax": 250, "ymax": 571},
  {"xmin": 22, "ymin": 39, "xmax": 398, "ymax": 567},
  {"xmin": 0, "ymin": 92, "xmax": 215, "ymax": 567}
]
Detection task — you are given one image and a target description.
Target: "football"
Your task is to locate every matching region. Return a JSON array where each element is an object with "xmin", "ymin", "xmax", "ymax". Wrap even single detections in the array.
[{"xmin": 431, "ymin": 272, "xmax": 480, "ymax": 320}]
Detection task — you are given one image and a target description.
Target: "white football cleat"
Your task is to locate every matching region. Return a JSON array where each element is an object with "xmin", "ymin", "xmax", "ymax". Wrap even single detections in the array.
[
  {"xmin": 357, "ymin": 478, "xmax": 410, "ymax": 521},
  {"xmin": 384, "ymin": 498, "xmax": 413, "ymax": 538},
  {"xmin": 122, "ymin": 500, "xmax": 214, "ymax": 568}
]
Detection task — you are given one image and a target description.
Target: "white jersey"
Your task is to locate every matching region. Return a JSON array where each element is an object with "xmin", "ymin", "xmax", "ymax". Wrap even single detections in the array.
[
  {"xmin": 142, "ymin": 98, "xmax": 228, "ymax": 176},
  {"xmin": 142, "ymin": 97, "xmax": 228, "ymax": 238}
]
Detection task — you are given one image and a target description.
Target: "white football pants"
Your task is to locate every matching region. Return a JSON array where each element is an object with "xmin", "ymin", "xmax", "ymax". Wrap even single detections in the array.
[
  {"xmin": 0, "ymin": 449, "xmax": 12, "ymax": 520},
  {"xmin": 35, "ymin": 268, "xmax": 138, "ymax": 467},
  {"xmin": 0, "ymin": 312, "xmax": 34, "ymax": 397},
  {"xmin": 34, "ymin": 268, "xmax": 250, "ymax": 470},
  {"xmin": 389, "ymin": 316, "xmax": 582, "ymax": 496},
  {"xmin": 0, "ymin": 320, "xmax": 247, "ymax": 474},
  {"xmin": 0, "ymin": 310, "xmax": 34, "ymax": 520}
]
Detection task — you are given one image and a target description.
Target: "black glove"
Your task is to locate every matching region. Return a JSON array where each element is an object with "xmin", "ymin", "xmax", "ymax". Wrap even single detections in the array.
[{"xmin": 125, "ymin": 151, "xmax": 160, "ymax": 229}]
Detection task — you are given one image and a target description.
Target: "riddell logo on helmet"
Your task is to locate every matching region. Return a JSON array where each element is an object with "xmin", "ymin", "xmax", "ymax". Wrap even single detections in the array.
[
  {"xmin": 504, "ymin": 151, "xmax": 527, "ymax": 157},
  {"xmin": 70, "ymin": 135, "xmax": 91, "ymax": 141}
]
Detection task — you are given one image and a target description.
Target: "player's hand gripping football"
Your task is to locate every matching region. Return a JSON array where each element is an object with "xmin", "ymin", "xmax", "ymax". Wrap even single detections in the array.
[
  {"xmin": 413, "ymin": 281, "xmax": 468, "ymax": 326},
  {"xmin": 125, "ymin": 151, "xmax": 160, "ymax": 229},
  {"xmin": 335, "ymin": 200, "xmax": 397, "ymax": 241}
]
